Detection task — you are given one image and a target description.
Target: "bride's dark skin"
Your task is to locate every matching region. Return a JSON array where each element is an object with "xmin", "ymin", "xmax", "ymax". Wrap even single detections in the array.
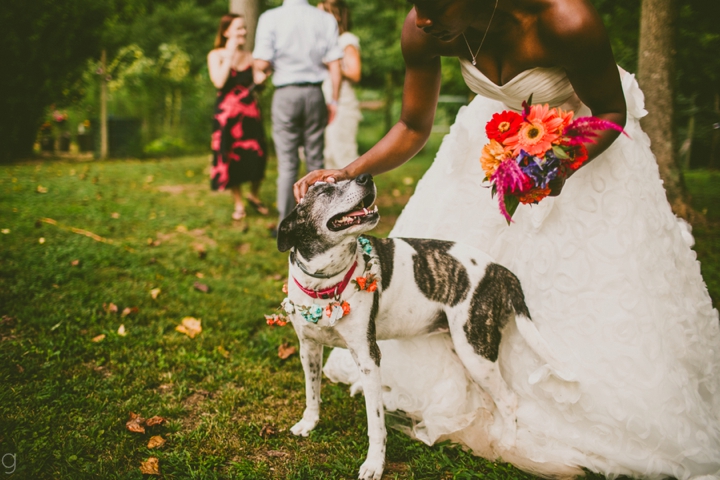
[{"xmin": 294, "ymin": 0, "xmax": 627, "ymax": 201}]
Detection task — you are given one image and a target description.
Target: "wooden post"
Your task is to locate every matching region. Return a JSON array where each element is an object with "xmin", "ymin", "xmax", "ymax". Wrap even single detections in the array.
[
  {"xmin": 230, "ymin": 0, "xmax": 259, "ymax": 52},
  {"xmin": 100, "ymin": 49, "xmax": 108, "ymax": 159}
]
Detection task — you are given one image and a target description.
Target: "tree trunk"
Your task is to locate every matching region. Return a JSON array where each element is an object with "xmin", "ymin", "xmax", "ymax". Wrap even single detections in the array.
[
  {"xmin": 100, "ymin": 49, "xmax": 108, "ymax": 160},
  {"xmin": 230, "ymin": 0, "xmax": 259, "ymax": 52},
  {"xmin": 637, "ymin": 0, "xmax": 691, "ymax": 218}
]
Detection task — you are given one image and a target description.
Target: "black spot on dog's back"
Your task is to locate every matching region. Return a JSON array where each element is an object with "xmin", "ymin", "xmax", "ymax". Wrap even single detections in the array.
[
  {"xmin": 400, "ymin": 238, "xmax": 470, "ymax": 306},
  {"xmin": 368, "ymin": 237, "xmax": 394, "ymax": 291},
  {"xmin": 464, "ymin": 263, "xmax": 530, "ymax": 362}
]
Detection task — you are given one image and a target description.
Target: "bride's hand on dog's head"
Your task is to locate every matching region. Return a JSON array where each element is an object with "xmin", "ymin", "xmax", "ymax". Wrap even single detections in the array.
[{"xmin": 294, "ymin": 169, "xmax": 350, "ymax": 201}]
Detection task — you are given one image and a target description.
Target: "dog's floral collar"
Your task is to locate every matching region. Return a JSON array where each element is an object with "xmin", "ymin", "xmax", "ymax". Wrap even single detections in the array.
[{"xmin": 267, "ymin": 237, "xmax": 378, "ymax": 327}]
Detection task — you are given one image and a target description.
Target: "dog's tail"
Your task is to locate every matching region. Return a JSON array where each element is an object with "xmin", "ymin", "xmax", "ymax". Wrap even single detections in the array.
[
  {"xmin": 514, "ymin": 314, "xmax": 577, "ymax": 383},
  {"xmin": 504, "ymin": 271, "xmax": 577, "ymax": 385}
]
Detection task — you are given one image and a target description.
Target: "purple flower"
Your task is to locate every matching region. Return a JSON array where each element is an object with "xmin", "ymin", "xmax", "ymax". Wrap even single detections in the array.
[{"xmin": 518, "ymin": 150, "xmax": 560, "ymax": 189}]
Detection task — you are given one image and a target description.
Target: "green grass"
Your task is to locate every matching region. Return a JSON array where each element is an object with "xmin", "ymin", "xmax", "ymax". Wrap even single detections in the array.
[{"xmin": 0, "ymin": 141, "xmax": 718, "ymax": 479}]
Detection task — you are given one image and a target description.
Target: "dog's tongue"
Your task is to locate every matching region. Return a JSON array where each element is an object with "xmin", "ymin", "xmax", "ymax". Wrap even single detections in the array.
[{"xmin": 347, "ymin": 209, "xmax": 367, "ymax": 217}]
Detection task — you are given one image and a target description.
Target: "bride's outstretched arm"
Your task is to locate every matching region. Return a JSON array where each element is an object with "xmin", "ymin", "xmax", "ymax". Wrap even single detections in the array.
[{"xmin": 294, "ymin": 13, "xmax": 441, "ymax": 201}]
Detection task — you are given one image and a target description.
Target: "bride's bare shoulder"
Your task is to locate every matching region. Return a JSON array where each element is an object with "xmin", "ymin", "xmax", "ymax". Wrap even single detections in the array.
[{"xmin": 534, "ymin": 0, "xmax": 608, "ymax": 46}]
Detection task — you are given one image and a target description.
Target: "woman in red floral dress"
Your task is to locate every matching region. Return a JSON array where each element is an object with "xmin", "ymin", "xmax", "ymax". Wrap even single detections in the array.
[{"xmin": 208, "ymin": 14, "xmax": 268, "ymax": 221}]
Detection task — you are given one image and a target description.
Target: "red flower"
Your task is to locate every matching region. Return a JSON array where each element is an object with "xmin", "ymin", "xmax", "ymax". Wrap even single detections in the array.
[
  {"xmin": 486, "ymin": 111, "xmax": 523, "ymax": 143},
  {"xmin": 565, "ymin": 144, "xmax": 589, "ymax": 171},
  {"xmin": 265, "ymin": 314, "xmax": 287, "ymax": 327},
  {"xmin": 366, "ymin": 280, "xmax": 377, "ymax": 292},
  {"xmin": 355, "ymin": 277, "xmax": 367, "ymax": 290},
  {"xmin": 517, "ymin": 187, "xmax": 552, "ymax": 205},
  {"xmin": 341, "ymin": 301, "xmax": 351, "ymax": 315}
]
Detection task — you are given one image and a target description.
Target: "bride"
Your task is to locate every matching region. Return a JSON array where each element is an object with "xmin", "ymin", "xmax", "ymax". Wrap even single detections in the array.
[{"xmin": 294, "ymin": 0, "xmax": 720, "ymax": 478}]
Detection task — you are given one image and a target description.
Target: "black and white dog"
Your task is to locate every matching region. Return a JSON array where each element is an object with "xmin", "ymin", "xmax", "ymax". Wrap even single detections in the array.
[{"xmin": 277, "ymin": 174, "xmax": 569, "ymax": 480}]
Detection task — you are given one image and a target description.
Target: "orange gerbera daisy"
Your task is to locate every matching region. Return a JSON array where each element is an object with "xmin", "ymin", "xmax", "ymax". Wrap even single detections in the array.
[
  {"xmin": 480, "ymin": 139, "xmax": 511, "ymax": 177},
  {"xmin": 505, "ymin": 104, "xmax": 566, "ymax": 157}
]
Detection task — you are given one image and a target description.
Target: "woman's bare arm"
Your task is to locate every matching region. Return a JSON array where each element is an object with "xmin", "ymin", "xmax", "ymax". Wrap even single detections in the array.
[
  {"xmin": 543, "ymin": 1, "xmax": 626, "ymax": 162},
  {"xmin": 342, "ymin": 44, "xmax": 361, "ymax": 83},
  {"xmin": 294, "ymin": 10, "xmax": 441, "ymax": 200}
]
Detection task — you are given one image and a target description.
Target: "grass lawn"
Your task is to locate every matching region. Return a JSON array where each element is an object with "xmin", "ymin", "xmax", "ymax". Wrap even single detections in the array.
[{"xmin": 1, "ymin": 134, "xmax": 718, "ymax": 479}]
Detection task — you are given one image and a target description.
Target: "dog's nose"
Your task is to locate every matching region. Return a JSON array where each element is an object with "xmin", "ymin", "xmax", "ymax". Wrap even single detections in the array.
[{"xmin": 355, "ymin": 174, "xmax": 373, "ymax": 185}]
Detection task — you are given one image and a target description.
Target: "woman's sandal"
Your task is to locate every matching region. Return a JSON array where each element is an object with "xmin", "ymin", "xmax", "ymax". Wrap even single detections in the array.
[
  {"xmin": 232, "ymin": 207, "xmax": 246, "ymax": 221},
  {"xmin": 246, "ymin": 197, "xmax": 269, "ymax": 216}
]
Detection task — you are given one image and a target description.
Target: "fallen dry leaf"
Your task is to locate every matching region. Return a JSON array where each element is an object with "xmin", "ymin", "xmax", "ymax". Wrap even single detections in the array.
[
  {"xmin": 1, "ymin": 229, "xmax": 9, "ymax": 234},
  {"xmin": 103, "ymin": 302, "xmax": 118, "ymax": 314},
  {"xmin": 217, "ymin": 345, "xmax": 230, "ymax": 358},
  {"xmin": 38, "ymin": 237, "xmax": 46, "ymax": 244},
  {"xmin": 145, "ymin": 416, "xmax": 166, "ymax": 427},
  {"xmin": 278, "ymin": 343, "xmax": 297, "ymax": 360},
  {"xmin": 195, "ymin": 272, "xmax": 204, "ymax": 279},
  {"xmin": 147, "ymin": 435, "xmax": 165, "ymax": 449},
  {"xmin": 175, "ymin": 225, "xmax": 188, "ymax": 233},
  {"xmin": 193, "ymin": 282, "xmax": 209, "ymax": 293},
  {"xmin": 259, "ymin": 424, "xmax": 277, "ymax": 438},
  {"xmin": 237, "ymin": 243, "xmax": 251, "ymax": 255},
  {"xmin": 37, "ymin": 185, "xmax": 48, "ymax": 193},
  {"xmin": 126, "ymin": 412, "xmax": 146, "ymax": 433},
  {"xmin": 139, "ymin": 457, "xmax": 160, "ymax": 475},
  {"xmin": 266, "ymin": 450, "xmax": 288, "ymax": 458},
  {"xmin": 118, "ymin": 324, "xmax": 127, "ymax": 336},
  {"xmin": 111, "ymin": 212, "xmax": 120, "ymax": 219},
  {"xmin": 150, "ymin": 288, "xmax": 161, "ymax": 299},
  {"xmin": 176, "ymin": 317, "xmax": 202, "ymax": 338},
  {"xmin": 70, "ymin": 259, "xmax": 80, "ymax": 266},
  {"xmin": 121, "ymin": 307, "xmax": 139, "ymax": 317},
  {"xmin": 92, "ymin": 334, "xmax": 106, "ymax": 343}
]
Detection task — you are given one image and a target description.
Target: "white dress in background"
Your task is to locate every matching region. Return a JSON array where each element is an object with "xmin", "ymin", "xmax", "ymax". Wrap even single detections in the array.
[
  {"xmin": 324, "ymin": 60, "xmax": 720, "ymax": 479},
  {"xmin": 322, "ymin": 31, "xmax": 363, "ymax": 169}
]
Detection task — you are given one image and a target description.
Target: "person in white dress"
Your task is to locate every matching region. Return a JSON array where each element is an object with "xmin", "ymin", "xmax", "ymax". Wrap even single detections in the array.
[
  {"xmin": 318, "ymin": 0, "xmax": 363, "ymax": 170},
  {"xmin": 294, "ymin": 1, "xmax": 720, "ymax": 478}
]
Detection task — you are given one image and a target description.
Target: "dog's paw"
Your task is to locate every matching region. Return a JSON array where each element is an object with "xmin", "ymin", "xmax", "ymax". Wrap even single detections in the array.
[
  {"xmin": 290, "ymin": 417, "xmax": 318, "ymax": 437},
  {"xmin": 358, "ymin": 457, "xmax": 384, "ymax": 480}
]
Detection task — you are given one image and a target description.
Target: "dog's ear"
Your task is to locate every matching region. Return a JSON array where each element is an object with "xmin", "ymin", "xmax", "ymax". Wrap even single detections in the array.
[{"xmin": 277, "ymin": 208, "xmax": 300, "ymax": 252}]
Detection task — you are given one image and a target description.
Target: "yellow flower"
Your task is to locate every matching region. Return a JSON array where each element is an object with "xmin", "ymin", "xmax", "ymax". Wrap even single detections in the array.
[{"xmin": 481, "ymin": 139, "xmax": 511, "ymax": 176}]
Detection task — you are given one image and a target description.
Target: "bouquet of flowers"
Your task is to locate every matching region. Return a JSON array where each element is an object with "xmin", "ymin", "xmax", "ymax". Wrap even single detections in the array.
[{"xmin": 480, "ymin": 97, "xmax": 624, "ymax": 223}]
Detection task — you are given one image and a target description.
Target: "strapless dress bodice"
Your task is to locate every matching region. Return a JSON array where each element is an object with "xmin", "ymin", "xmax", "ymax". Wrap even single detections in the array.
[{"xmin": 460, "ymin": 58, "xmax": 582, "ymax": 113}]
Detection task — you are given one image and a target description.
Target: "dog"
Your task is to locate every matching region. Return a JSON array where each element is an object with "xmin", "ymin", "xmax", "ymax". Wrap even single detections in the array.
[{"xmin": 276, "ymin": 174, "xmax": 570, "ymax": 480}]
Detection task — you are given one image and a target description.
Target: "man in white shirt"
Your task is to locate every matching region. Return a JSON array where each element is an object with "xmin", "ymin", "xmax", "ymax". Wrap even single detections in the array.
[{"xmin": 253, "ymin": 0, "xmax": 342, "ymax": 231}]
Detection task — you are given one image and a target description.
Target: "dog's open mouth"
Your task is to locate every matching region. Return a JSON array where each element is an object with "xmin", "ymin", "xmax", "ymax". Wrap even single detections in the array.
[{"xmin": 328, "ymin": 192, "xmax": 379, "ymax": 231}]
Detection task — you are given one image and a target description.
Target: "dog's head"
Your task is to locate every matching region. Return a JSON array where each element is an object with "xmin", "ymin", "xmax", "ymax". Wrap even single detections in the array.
[{"xmin": 277, "ymin": 174, "xmax": 379, "ymax": 258}]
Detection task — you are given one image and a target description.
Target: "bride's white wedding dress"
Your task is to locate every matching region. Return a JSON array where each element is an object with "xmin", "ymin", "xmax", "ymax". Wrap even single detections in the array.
[{"xmin": 323, "ymin": 60, "xmax": 720, "ymax": 479}]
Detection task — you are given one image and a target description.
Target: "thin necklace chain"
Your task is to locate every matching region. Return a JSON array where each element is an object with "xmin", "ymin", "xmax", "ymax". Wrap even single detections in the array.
[{"xmin": 462, "ymin": 0, "xmax": 499, "ymax": 66}]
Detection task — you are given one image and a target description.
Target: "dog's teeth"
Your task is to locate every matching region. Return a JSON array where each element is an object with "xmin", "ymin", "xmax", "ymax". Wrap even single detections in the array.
[{"xmin": 363, "ymin": 208, "xmax": 368, "ymax": 215}]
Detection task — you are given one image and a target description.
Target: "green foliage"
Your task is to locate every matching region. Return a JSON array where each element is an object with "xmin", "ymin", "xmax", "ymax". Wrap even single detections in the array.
[{"xmin": 0, "ymin": 0, "xmax": 111, "ymax": 162}]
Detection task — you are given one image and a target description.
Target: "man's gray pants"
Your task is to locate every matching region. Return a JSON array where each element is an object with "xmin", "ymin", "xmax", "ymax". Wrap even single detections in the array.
[{"xmin": 271, "ymin": 84, "xmax": 327, "ymax": 224}]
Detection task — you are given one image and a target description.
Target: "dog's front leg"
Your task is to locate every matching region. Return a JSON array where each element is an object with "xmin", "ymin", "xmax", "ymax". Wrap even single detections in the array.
[
  {"xmin": 290, "ymin": 338, "xmax": 323, "ymax": 437},
  {"xmin": 344, "ymin": 338, "xmax": 385, "ymax": 480}
]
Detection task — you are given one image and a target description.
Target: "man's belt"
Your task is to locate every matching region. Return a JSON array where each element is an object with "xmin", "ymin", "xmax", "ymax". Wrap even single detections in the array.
[{"xmin": 275, "ymin": 82, "xmax": 323, "ymax": 89}]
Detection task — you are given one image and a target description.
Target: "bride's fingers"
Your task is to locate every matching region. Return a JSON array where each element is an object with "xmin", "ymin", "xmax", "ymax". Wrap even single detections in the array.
[
  {"xmin": 294, "ymin": 169, "xmax": 352, "ymax": 202},
  {"xmin": 294, "ymin": 170, "xmax": 327, "ymax": 202}
]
